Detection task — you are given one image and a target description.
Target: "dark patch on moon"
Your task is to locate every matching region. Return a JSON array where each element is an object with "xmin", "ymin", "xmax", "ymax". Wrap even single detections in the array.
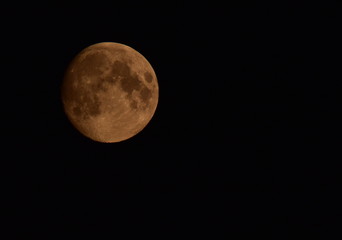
[
  {"xmin": 94, "ymin": 78, "xmax": 108, "ymax": 92},
  {"xmin": 80, "ymin": 52, "xmax": 108, "ymax": 78},
  {"xmin": 72, "ymin": 105, "xmax": 82, "ymax": 116},
  {"xmin": 144, "ymin": 71, "xmax": 153, "ymax": 83},
  {"xmin": 110, "ymin": 60, "xmax": 153, "ymax": 108},
  {"xmin": 140, "ymin": 86, "xmax": 152, "ymax": 104},
  {"xmin": 130, "ymin": 100, "xmax": 138, "ymax": 109},
  {"xmin": 115, "ymin": 61, "xmax": 142, "ymax": 95},
  {"xmin": 62, "ymin": 63, "xmax": 103, "ymax": 120},
  {"xmin": 82, "ymin": 94, "xmax": 101, "ymax": 117},
  {"xmin": 71, "ymin": 88, "xmax": 101, "ymax": 120}
]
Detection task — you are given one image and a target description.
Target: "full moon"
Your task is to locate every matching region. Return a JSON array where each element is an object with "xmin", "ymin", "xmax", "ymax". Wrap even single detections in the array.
[{"xmin": 61, "ymin": 42, "xmax": 159, "ymax": 143}]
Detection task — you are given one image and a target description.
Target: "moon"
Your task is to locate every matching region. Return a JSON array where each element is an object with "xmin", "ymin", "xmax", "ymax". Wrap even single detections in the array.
[{"xmin": 61, "ymin": 42, "xmax": 159, "ymax": 143}]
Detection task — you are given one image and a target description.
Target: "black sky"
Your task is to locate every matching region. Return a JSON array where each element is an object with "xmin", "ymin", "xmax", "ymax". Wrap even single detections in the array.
[{"xmin": 2, "ymin": 1, "xmax": 342, "ymax": 237}]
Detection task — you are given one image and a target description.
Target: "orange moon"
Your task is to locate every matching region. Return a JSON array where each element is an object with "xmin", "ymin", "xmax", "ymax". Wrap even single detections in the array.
[{"xmin": 61, "ymin": 42, "xmax": 159, "ymax": 143}]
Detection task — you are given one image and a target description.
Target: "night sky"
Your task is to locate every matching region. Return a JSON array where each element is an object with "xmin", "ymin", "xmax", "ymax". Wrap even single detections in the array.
[{"xmin": 3, "ymin": 2, "xmax": 342, "ymax": 237}]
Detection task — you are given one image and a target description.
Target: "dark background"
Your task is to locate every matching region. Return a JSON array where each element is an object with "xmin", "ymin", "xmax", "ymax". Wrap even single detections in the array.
[{"xmin": 2, "ymin": 1, "xmax": 342, "ymax": 237}]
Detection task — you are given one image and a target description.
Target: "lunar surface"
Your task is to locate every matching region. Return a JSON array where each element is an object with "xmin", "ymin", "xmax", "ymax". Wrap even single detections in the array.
[{"xmin": 61, "ymin": 42, "xmax": 159, "ymax": 143}]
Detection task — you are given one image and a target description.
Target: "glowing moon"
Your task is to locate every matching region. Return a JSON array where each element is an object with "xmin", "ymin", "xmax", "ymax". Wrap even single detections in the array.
[{"xmin": 61, "ymin": 42, "xmax": 159, "ymax": 143}]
